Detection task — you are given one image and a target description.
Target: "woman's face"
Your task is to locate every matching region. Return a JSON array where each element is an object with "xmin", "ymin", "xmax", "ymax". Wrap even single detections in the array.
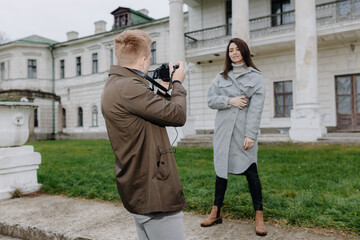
[{"xmin": 228, "ymin": 42, "xmax": 243, "ymax": 64}]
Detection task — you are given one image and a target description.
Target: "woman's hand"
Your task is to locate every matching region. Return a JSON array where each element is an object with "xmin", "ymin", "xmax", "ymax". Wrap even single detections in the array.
[
  {"xmin": 243, "ymin": 137, "xmax": 254, "ymax": 150},
  {"xmin": 228, "ymin": 96, "xmax": 247, "ymax": 109}
]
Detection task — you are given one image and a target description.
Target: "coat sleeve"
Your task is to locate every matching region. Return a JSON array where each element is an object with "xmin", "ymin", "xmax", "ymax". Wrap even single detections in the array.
[
  {"xmin": 207, "ymin": 76, "xmax": 231, "ymax": 110},
  {"xmin": 120, "ymin": 79, "xmax": 187, "ymax": 127},
  {"xmin": 245, "ymin": 79, "xmax": 266, "ymax": 140}
]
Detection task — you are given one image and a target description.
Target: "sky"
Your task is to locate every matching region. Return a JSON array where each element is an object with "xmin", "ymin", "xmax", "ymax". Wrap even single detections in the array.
[{"xmin": 0, "ymin": 0, "xmax": 187, "ymax": 43}]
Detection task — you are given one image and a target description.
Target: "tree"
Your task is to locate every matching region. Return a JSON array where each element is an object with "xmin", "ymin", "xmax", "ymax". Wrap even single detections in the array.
[{"xmin": 0, "ymin": 32, "xmax": 11, "ymax": 44}]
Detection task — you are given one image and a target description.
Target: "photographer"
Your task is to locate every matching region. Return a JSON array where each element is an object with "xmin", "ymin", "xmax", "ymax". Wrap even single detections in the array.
[{"xmin": 101, "ymin": 29, "xmax": 187, "ymax": 240}]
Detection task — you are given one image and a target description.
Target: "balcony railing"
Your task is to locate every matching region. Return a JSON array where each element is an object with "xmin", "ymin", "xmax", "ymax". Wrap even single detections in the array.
[{"xmin": 185, "ymin": 0, "xmax": 360, "ymax": 49}]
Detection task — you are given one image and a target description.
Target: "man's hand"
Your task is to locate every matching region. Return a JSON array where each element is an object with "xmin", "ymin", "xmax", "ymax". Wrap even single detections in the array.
[
  {"xmin": 229, "ymin": 96, "xmax": 247, "ymax": 109},
  {"xmin": 243, "ymin": 137, "xmax": 255, "ymax": 150},
  {"xmin": 170, "ymin": 62, "xmax": 185, "ymax": 84},
  {"xmin": 158, "ymin": 80, "xmax": 170, "ymax": 95}
]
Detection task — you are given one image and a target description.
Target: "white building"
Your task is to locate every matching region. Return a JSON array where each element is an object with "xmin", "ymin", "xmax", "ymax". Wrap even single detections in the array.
[{"xmin": 0, "ymin": 0, "xmax": 359, "ymax": 143}]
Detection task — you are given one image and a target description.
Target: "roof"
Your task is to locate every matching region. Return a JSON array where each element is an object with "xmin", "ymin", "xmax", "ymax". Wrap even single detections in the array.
[
  {"xmin": 15, "ymin": 35, "xmax": 58, "ymax": 45},
  {"xmin": 111, "ymin": 7, "xmax": 154, "ymax": 21}
]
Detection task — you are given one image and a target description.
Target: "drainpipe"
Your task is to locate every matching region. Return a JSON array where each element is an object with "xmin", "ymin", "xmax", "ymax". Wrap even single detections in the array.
[{"xmin": 49, "ymin": 44, "xmax": 55, "ymax": 139}]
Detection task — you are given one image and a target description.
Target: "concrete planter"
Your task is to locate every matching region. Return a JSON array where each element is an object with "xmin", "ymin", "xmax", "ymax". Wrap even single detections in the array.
[{"xmin": 0, "ymin": 101, "xmax": 42, "ymax": 200}]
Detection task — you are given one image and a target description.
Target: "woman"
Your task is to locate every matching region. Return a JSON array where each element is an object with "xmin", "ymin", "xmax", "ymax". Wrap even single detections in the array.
[{"xmin": 201, "ymin": 38, "xmax": 267, "ymax": 236}]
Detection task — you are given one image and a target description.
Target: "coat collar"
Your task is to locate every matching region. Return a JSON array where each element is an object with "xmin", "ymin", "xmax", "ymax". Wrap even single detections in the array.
[
  {"xmin": 109, "ymin": 65, "xmax": 149, "ymax": 87},
  {"xmin": 228, "ymin": 67, "xmax": 252, "ymax": 81}
]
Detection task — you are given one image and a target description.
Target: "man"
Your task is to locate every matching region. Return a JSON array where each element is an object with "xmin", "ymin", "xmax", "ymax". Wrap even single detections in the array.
[{"xmin": 101, "ymin": 29, "xmax": 187, "ymax": 240}]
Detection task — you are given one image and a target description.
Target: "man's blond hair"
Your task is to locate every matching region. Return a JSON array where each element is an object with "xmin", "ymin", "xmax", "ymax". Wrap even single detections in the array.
[{"xmin": 114, "ymin": 30, "xmax": 152, "ymax": 66}]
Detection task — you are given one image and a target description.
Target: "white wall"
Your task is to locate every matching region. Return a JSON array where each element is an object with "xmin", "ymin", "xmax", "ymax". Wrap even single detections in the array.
[{"xmin": 0, "ymin": 45, "xmax": 52, "ymax": 92}]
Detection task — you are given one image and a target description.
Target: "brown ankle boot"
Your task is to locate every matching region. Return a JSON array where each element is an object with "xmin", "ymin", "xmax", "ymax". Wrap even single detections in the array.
[
  {"xmin": 255, "ymin": 210, "xmax": 267, "ymax": 236},
  {"xmin": 200, "ymin": 205, "xmax": 223, "ymax": 227}
]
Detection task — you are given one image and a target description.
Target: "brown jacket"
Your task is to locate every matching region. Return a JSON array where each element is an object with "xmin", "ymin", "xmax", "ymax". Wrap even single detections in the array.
[{"xmin": 101, "ymin": 65, "xmax": 187, "ymax": 214}]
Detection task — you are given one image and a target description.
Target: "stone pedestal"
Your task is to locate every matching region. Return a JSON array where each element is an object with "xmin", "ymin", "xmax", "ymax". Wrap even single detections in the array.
[
  {"xmin": 289, "ymin": 107, "xmax": 327, "ymax": 142},
  {"xmin": 0, "ymin": 144, "xmax": 42, "ymax": 200}
]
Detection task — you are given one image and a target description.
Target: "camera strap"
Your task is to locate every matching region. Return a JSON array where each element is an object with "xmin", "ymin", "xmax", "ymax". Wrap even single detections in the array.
[{"xmin": 124, "ymin": 68, "xmax": 171, "ymax": 98}]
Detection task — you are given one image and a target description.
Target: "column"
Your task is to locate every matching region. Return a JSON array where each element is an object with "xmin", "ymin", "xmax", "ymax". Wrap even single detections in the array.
[
  {"xmin": 232, "ymin": 0, "xmax": 250, "ymax": 43},
  {"xmin": 168, "ymin": 0, "xmax": 189, "ymax": 145},
  {"xmin": 289, "ymin": 0, "xmax": 326, "ymax": 142},
  {"xmin": 169, "ymin": 0, "xmax": 185, "ymax": 63}
]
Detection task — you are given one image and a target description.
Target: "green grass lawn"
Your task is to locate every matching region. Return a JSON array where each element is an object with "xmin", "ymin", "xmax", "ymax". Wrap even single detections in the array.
[{"xmin": 29, "ymin": 140, "xmax": 360, "ymax": 235}]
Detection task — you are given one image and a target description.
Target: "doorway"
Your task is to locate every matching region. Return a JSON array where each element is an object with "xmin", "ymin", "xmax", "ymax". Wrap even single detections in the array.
[{"xmin": 335, "ymin": 74, "xmax": 360, "ymax": 131}]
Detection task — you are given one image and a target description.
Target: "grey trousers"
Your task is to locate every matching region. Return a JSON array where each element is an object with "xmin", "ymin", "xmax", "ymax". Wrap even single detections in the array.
[{"xmin": 132, "ymin": 210, "xmax": 185, "ymax": 240}]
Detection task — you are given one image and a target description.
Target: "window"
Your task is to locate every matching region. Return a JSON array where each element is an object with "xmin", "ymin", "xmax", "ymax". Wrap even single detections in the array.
[
  {"xmin": 338, "ymin": 0, "xmax": 351, "ymax": 16},
  {"xmin": 114, "ymin": 13, "xmax": 130, "ymax": 28},
  {"xmin": 34, "ymin": 108, "xmax": 38, "ymax": 127},
  {"xmin": 120, "ymin": 14, "xmax": 128, "ymax": 27},
  {"xmin": 62, "ymin": 108, "xmax": 66, "ymax": 128},
  {"xmin": 226, "ymin": 0, "xmax": 232, "ymax": 35},
  {"xmin": 338, "ymin": 0, "xmax": 360, "ymax": 16},
  {"xmin": 92, "ymin": 53, "xmax": 98, "ymax": 73},
  {"xmin": 271, "ymin": 0, "xmax": 291, "ymax": 26},
  {"xmin": 274, "ymin": 81, "xmax": 293, "ymax": 117},
  {"xmin": 76, "ymin": 57, "xmax": 81, "ymax": 76},
  {"xmin": 110, "ymin": 49, "xmax": 114, "ymax": 65},
  {"xmin": 0, "ymin": 62, "xmax": 4, "ymax": 81},
  {"xmin": 92, "ymin": 105, "xmax": 98, "ymax": 127},
  {"xmin": 150, "ymin": 42, "xmax": 156, "ymax": 65},
  {"xmin": 60, "ymin": 60, "xmax": 65, "ymax": 79},
  {"xmin": 28, "ymin": 59, "xmax": 37, "ymax": 79},
  {"xmin": 77, "ymin": 107, "xmax": 83, "ymax": 127}
]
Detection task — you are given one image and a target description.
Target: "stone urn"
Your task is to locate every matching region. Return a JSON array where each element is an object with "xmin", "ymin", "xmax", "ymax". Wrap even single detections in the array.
[
  {"xmin": 0, "ymin": 102, "xmax": 38, "ymax": 147},
  {"xmin": 0, "ymin": 101, "xmax": 42, "ymax": 200}
]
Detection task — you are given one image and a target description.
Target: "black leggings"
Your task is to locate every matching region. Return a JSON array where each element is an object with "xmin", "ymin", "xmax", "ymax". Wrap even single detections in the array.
[{"xmin": 213, "ymin": 163, "xmax": 263, "ymax": 211}]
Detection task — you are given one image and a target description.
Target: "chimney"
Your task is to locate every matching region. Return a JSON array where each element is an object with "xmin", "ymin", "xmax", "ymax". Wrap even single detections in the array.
[
  {"xmin": 138, "ymin": 9, "xmax": 149, "ymax": 16},
  {"xmin": 94, "ymin": 20, "xmax": 107, "ymax": 34},
  {"xmin": 66, "ymin": 31, "xmax": 79, "ymax": 41}
]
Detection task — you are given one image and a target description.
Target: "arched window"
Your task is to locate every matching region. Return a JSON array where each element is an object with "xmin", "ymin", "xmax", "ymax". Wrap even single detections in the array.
[
  {"xmin": 77, "ymin": 107, "xmax": 83, "ymax": 127},
  {"xmin": 62, "ymin": 108, "xmax": 66, "ymax": 128},
  {"xmin": 92, "ymin": 105, "xmax": 98, "ymax": 127}
]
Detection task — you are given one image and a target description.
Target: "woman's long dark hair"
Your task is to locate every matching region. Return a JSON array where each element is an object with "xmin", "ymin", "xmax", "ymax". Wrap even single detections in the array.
[{"xmin": 221, "ymin": 38, "xmax": 260, "ymax": 79}]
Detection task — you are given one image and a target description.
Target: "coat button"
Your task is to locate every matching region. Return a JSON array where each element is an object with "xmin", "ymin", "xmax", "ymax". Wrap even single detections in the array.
[{"xmin": 180, "ymin": 89, "xmax": 185, "ymax": 93}]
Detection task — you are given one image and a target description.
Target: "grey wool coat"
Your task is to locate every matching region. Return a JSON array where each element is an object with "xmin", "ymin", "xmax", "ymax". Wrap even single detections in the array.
[{"xmin": 207, "ymin": 67, "xmax": 266, "ymax": 179}]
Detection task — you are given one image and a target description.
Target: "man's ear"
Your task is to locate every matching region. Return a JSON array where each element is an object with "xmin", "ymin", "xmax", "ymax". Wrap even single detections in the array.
[{"xmin": 140, "ymin": 56, "xmax": 146, "ymax": 66}]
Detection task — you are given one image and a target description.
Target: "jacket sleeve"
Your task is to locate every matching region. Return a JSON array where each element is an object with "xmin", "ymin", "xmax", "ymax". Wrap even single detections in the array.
[
  {"xmin": 245, "ymin": 79, "xmax": 266, "ymax": 140},
  {"xmin": 120, "ymin": 79, "xmax": 187, "ymax": 127},
  {"xmin": 207, "ymin": 77, "xmax": 231, "ymax": 110}
]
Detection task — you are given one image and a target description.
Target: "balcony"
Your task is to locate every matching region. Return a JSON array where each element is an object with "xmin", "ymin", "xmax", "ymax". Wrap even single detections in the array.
[{"xmin": 185, "ymin": 0, "xmax": 360, "ymax": 50}]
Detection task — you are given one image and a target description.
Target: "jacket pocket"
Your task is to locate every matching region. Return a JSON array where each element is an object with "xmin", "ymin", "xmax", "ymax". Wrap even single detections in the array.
[
  {"xmin": 239, "ymin": 79, "xmax": 256, "ymax": 97},
  {"xmin": 240, "ymin": 79, "xmax": 256, "ymax": 88},
  {"xmin": 156, "ymin": 147, "xmax": 173, "ymax": 180},
  {"xmin": 218, "ymin": 79, "xmax": 233, "ymax": 88}
]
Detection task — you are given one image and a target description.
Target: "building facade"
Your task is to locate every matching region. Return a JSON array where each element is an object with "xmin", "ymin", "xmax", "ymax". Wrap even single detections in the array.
[{"xmin": 0, "ymin": 0, "xmax": 359, "ymax": 143}]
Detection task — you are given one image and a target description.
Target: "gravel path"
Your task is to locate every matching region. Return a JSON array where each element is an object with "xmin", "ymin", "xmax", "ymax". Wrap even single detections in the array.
[{"xmin": 0, "ymin": 195, "xmax": 358, "ymax": 240}]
